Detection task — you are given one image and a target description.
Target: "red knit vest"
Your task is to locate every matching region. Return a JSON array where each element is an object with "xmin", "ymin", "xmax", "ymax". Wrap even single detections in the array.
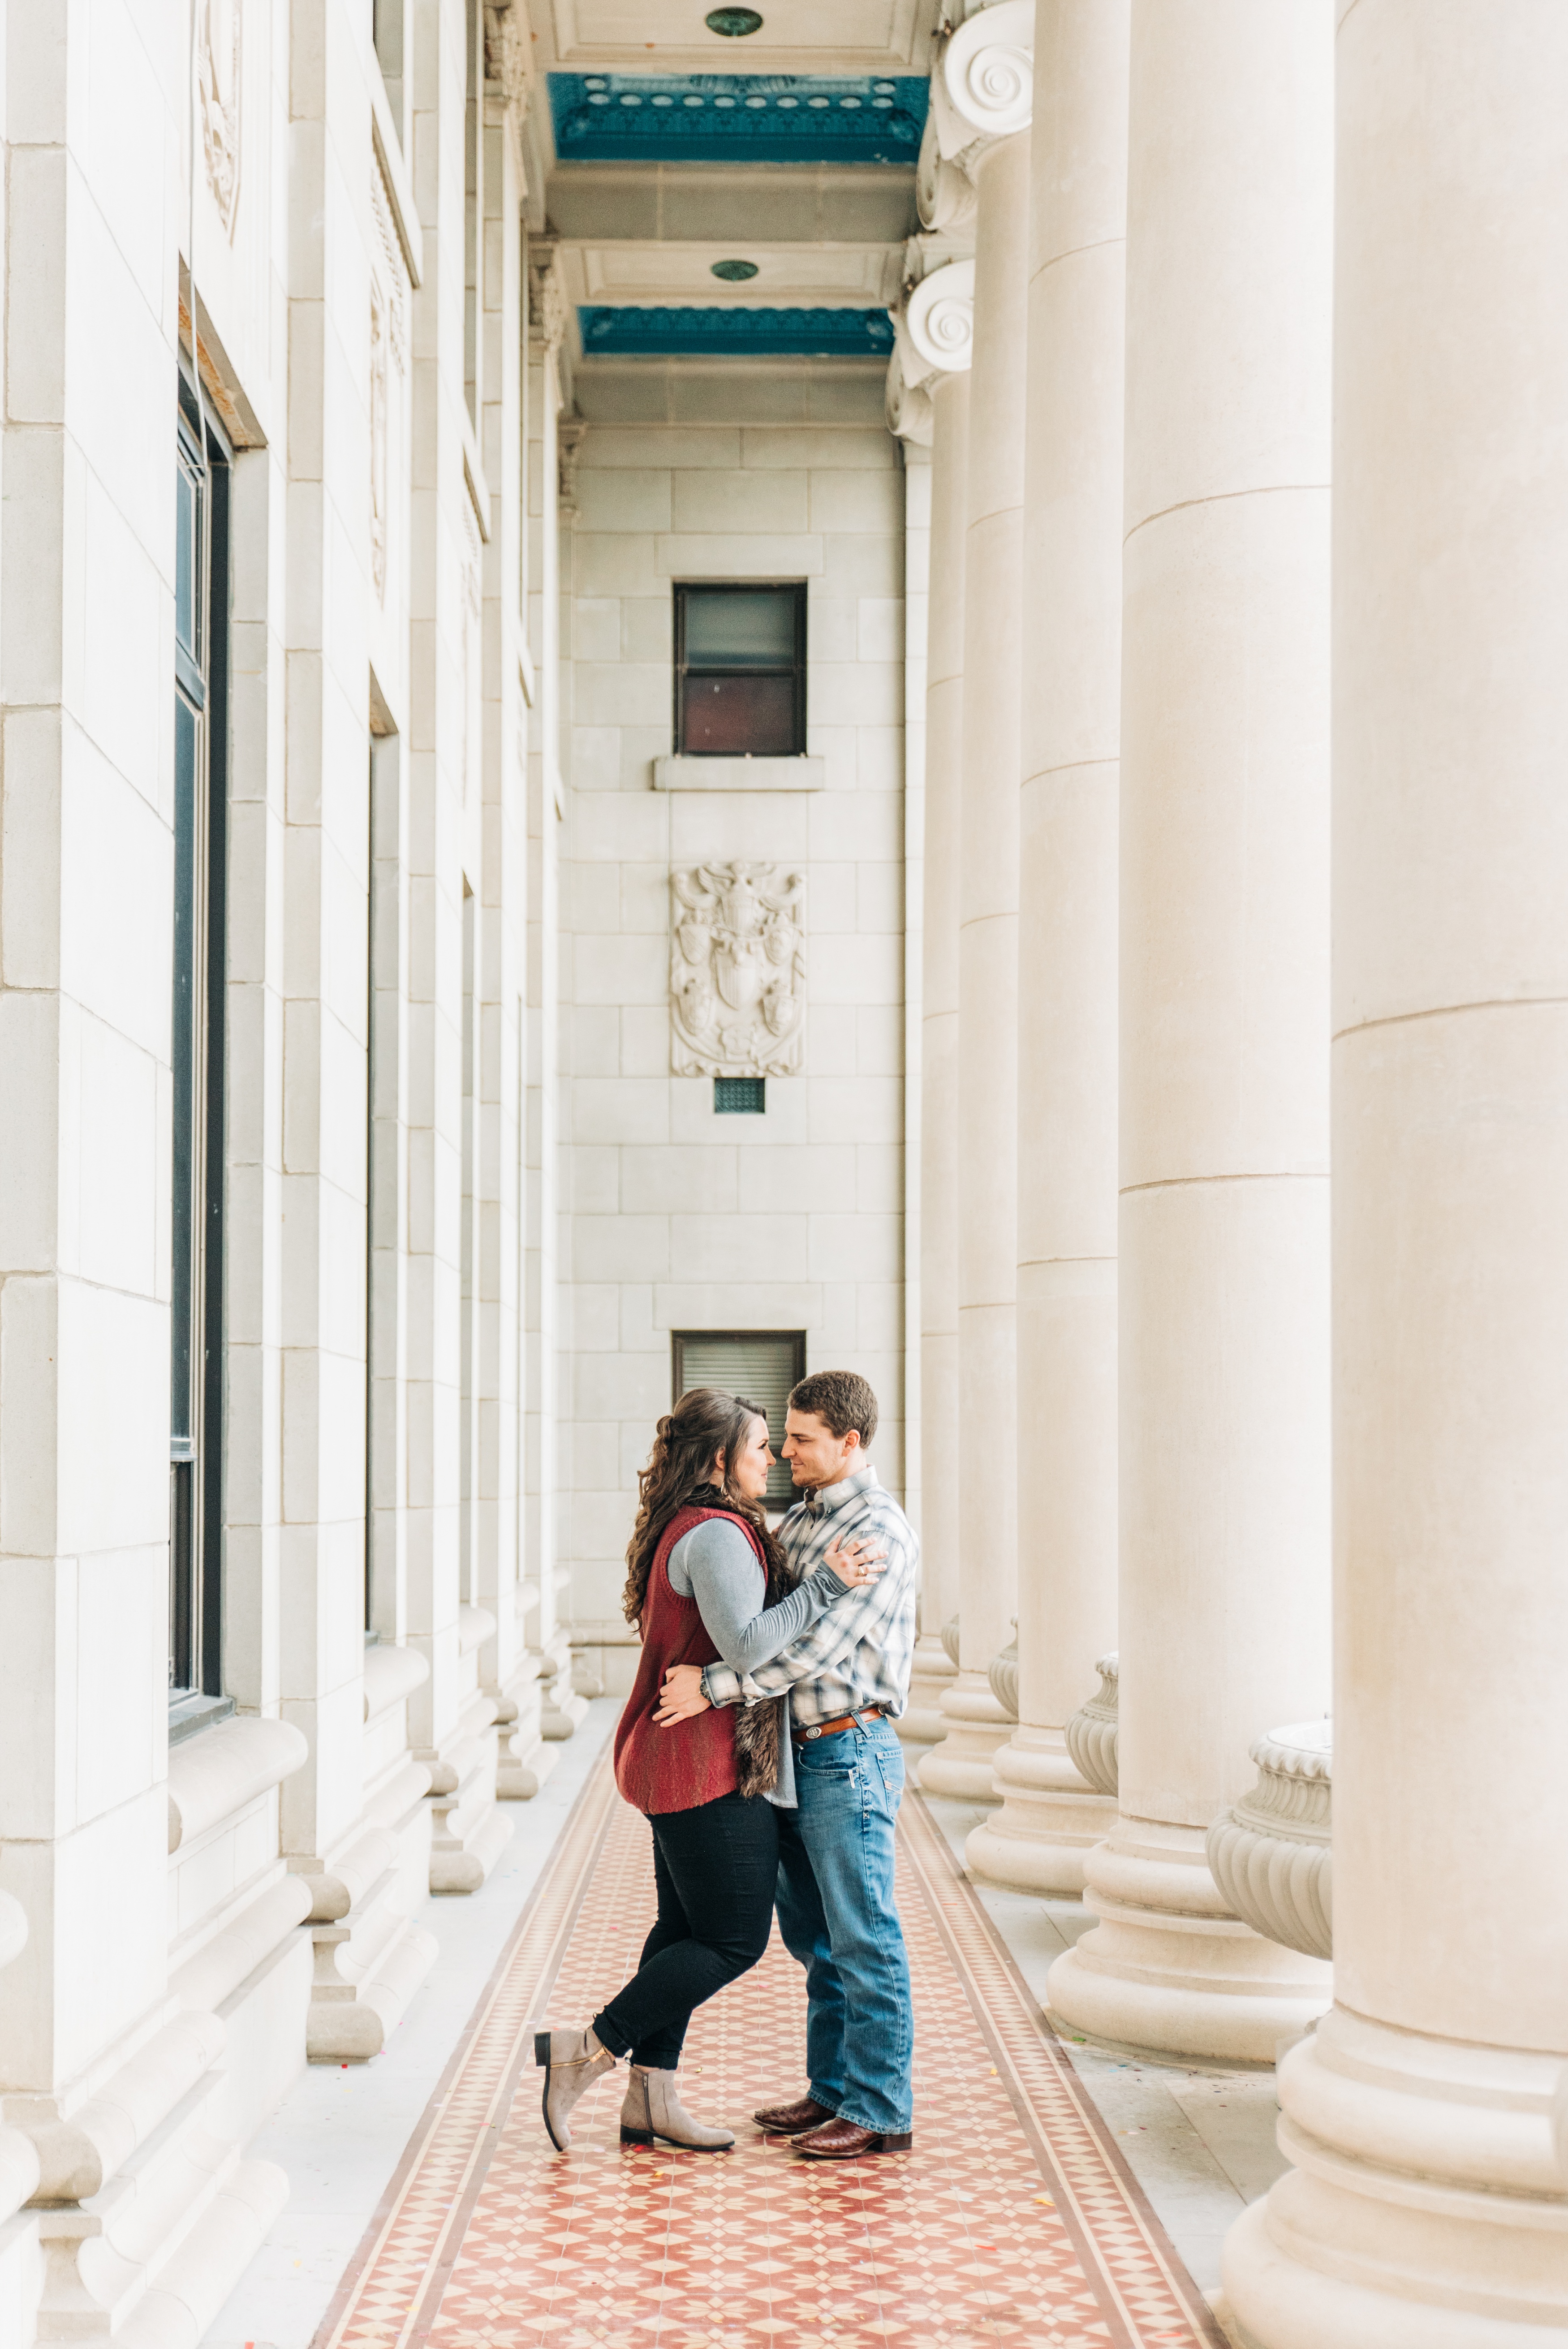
[{"xmin": 614, "ymin": 1503, "xmax": 766, "ymax": 1817}]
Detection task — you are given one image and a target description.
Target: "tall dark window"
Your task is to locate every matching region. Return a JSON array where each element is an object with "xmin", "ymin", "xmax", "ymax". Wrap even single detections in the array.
[
  {"xmin": 373, "ymin": 0, "xmax": 405, "ymax": 139},
  {"xmin": 674, "ymin": 583, "xmax": 806, "ymax": 757},
  {"xmin": 170, "ymin": 387, "xmax": 230, "ymax": 1723},
  {"xmin": 672, "ymin": 1331, "xmax": 806, "ymax": 1509}
]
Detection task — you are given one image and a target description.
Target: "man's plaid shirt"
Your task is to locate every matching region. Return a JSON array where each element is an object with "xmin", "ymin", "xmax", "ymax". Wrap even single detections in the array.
[{"xmin": 700, "ymin": 1465, "xmax": 918, "ymax": 1726}]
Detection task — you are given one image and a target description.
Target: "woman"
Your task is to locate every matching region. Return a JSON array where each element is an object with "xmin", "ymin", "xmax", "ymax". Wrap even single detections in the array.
[{"xmin": 533, "ymin": 1386, "xmax": 884, "ymax": 2154}]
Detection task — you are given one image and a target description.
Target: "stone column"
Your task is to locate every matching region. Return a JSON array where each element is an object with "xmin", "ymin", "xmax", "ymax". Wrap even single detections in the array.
[
  {"xmin": 919, "ymin": 1, "xmax": 1033, "ymax": 1802},
  {"xmin": 1047, "ymin": 2, "xmax": 1334, "ymax": 2058},
  {"xmin": 908, "ymin": 354, "xmax": 969, "ymax": 1743},
  {"xmin": 1224, "ymin": 9, "xmax": 1568, "ymax": 2338},
  {"xmin": 968, "ymin": 0, "xmax": 1127, "ymax": 1895}
]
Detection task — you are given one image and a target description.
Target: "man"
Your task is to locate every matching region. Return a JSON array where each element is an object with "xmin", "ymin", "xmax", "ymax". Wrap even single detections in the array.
[{"xmin": 656, "ymin": 1370, "xmax": 918, "ymax": 2161}]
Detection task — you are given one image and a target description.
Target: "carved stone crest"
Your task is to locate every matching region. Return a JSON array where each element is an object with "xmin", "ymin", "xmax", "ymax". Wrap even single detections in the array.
[
  {"xmin": 670, "ymin": 862, "xmax": 806, "ymax": 1078},
  {"xmin": 369, "ymin": 159, "xmax": 408, "ymax": 605},
  {"xmin": 196, "ymin": 0, "xmax": 241, "ymax": 240}
]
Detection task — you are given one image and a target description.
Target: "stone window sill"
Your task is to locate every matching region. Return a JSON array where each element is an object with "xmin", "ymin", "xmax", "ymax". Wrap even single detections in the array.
[
  {"xmin": 168, "ymin": 1691, "xmax": 235, "ymax": 1747},
  {"xmin": 653, "ymin": 755, "xmax": 824, "ymax": 791}
]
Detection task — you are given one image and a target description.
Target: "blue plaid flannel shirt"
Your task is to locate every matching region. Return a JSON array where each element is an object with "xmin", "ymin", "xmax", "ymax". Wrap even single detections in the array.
[{"xmin": 700, "ymin": 1465, "xmax": 918, "ymax": 1727}]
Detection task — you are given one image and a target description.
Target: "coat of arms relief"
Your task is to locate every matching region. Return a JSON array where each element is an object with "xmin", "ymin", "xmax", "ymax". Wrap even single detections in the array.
[
  {"xmin": 196, "ymin": 0, "xmax": 241, "ymax": 240},
  {"xmin": 670, "ymin": 863, "xmax": 806, "ymax": 1078}
]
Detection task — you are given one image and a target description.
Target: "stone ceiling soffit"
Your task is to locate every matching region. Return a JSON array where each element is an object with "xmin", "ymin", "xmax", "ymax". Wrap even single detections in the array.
[
  {"xmin": 545, "ymin": 161, "xmax": 918, "ymax": 247},
  {"xmin": 571, "ymin": 352, "xmax": 888, "ymax": 427},
  {"xmin": 540, "ymin": 0, "xmax": 940, "ymax": 74},
  {"xmin": 571, "ymin": 241, "xmax": 902, "ymax": 305}
]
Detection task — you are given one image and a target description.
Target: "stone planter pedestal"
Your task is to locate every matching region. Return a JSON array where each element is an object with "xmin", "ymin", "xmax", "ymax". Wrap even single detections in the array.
[
  {"xmin": 1206, "ymin": 1721, "xmax": 1331, "ymax": 1962},
  {"xmin": 1064, "ymin": 1653, "xmax": 1119, "ymax": 1797}
]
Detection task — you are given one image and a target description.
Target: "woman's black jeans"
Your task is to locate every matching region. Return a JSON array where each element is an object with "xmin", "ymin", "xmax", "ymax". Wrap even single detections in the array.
[{"xmin": 593, "ymin": 1789, "xmax": 778, "ymax": 2070}]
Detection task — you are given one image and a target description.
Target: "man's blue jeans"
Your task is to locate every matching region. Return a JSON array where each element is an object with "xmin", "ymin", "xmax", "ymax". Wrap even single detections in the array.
[{"xmin": 774, "ymin": 1715, "xmax": 913, "ymax": 2136}]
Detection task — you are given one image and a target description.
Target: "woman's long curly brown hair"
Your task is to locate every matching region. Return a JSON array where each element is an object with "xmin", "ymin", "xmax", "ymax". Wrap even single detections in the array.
[{"xmin": 622, "ymin": 1387, "xmax": 789, "ymax": 1631}]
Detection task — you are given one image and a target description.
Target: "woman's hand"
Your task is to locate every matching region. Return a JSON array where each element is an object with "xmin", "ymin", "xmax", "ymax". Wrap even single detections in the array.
[
  {"xmin": 654, "ymin": 1663, "xmax": 712, "ymax": 1726},
  {"xmin": 823, "ymin": 1534, "xmax": 887, "ymax": 1589}
]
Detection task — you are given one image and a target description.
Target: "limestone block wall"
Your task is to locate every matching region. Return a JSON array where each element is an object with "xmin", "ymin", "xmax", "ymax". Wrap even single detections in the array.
[
  {"xmin": 556, "ymin": 422, "xmax": 912, "ymax": 1691},
  {"xmin": 0, "ymin": 4, "xmax": 545, "ymax": 2343}
]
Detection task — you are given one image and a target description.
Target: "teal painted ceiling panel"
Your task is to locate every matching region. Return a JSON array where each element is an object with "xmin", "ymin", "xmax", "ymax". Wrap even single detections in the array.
[
  {"xmin": 550, "ymin": 73, "xmax": 927, "ymax": 166},
  {"xmin": 579, "ymin": 306, "xmax": 896, "ymax": 358}
]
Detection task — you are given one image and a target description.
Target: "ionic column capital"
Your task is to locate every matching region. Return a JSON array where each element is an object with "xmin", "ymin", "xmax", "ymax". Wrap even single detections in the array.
[
  {"xmin": 904, "ymin": 256, "xmax": 976, "ymax": 378},
  {"xmin": 885, "ymin": 249, "xmax": 976, "ymax": 444},
  {"xmin": 943, "ymin": 0, "xmax": 1034, "ymax": 142}
]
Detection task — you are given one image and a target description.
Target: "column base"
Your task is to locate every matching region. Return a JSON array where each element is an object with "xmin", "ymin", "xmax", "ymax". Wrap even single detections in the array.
[
  {"xmin": 1046, "ymin": 1815, "xmax": 1331, "ymax": 2065},
  {"xmin": 493, "ymin": 1657, "xmax": 559, "ymax": 1799},
  {"xmin": 425, "ymin": 1690, "xmax": 513, "ymax": 1894},
  {"xmin": 901, "ymin": 1634, "xmax": 959, "ymax": 1744},
  {"xmin": 916, "ymin": 1672, "xmax": 1015, "ymax": 1803},
  {"xmin": 1221, "ymin": 2005, "xmax": 1568, "ymax": 2348},
  {"xmin": 539, "ymin": 1635, "xmax": 588, "ymax": 1740},
  {"xmin": 965, "ymin": 1726, "xmax": 1117, "ymax": 1895}
]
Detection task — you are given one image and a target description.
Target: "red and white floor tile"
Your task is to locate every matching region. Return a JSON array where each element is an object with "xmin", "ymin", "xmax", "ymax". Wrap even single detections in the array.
[{"xmin": 313, "ymin": 1754, "xmax": 1226, "ymax": 2349}]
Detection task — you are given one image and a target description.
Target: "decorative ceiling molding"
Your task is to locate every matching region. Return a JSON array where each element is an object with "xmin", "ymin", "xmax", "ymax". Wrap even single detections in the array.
[
  {"xmin": 549, "ymin": 72, "xmax": 928, "ymax": 165},
  {"xmin": 579, "ymin": 304, "xmax": 895, "ymax": 357},
  {"xmin": 483, "ymin": 0, "xmax": 533, "ymax": 112}
]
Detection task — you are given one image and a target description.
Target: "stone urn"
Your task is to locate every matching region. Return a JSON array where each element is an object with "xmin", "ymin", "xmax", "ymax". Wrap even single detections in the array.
[
  {"xmin": 987, "ymin": 1623, "xmax": 1019, "ymax": 1721},
  {"xmin": 1064, "ymin": 1653, "xmax": 1119, "ymax": 1797},
  {"xmin": 1206, "ymin": 1719, "xmax": 1332, "ymax": 1961},
  {"xmin": 940, "ymin": 1613, "xmax": 961, "ymax": 1669}
]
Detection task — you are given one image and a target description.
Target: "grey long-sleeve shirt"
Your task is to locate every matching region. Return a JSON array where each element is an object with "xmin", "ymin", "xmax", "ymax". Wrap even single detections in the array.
[{"xmin": 668, "ymin": 1516, "xmax": 849, "ymax": 1808}]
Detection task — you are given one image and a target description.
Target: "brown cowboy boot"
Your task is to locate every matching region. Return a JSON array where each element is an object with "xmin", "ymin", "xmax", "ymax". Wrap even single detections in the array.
[
  {"xmin": 753, "ymin": 2093, "xmax": 837, "ymax": 2134},
  {"xmin": 793, "ymin": 2116, "xmax": 913, "ymax": 2159}
]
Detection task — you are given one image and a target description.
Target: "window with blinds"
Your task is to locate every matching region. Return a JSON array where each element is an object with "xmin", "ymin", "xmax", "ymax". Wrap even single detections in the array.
[
  {"xmin": 673, "ymin": 582, "xmax": 806, "ymax": 757},
  {"xmin": 672, "ymin": 1331, "xmax": 807, "ymax": 1509}
]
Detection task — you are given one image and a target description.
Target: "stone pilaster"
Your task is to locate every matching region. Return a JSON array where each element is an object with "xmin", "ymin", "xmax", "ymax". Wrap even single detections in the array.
[
  {"xmin": 918, "ymin": 5, "xmax": 1032, "ymax": 1806},
  {"xmin": 966, "ymin": 0, "xmax": 1127, "ymax": 1895},
  {"xmin": 892, "ymin": 257, "xmax": 973, "ymax": 1746},
  {"xmin": 525, "ymin": 245, "xmax": 583, "ymax": 1743},
  {"xmin": 1223, "ymin": 6, "xmax": 1568, "ymax": 2337},
  {"xmin": 1047, "ymin": 1, "xmax": 1334, "ymax": 2059}
]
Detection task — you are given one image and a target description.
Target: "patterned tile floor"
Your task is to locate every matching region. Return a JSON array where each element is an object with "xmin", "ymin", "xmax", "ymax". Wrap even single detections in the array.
[{"xmin": 312, "ymin": 1752, "xmax": 1226, "ymax": 2349}]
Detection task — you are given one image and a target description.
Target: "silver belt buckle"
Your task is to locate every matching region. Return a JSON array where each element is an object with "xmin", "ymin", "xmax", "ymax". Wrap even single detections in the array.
[{"xmin": 804, "ymin": 1725, "xmax": 822, "ymax": 1740}]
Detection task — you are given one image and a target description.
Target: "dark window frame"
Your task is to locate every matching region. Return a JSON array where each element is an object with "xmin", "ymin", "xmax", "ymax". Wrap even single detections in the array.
[
  {"xmin": 671, "ymin": 1329, "xmax": 807, "ymax": 1511},
  {"xmin": 169, "ymin": 376, "xmax": 232, "ymax": 1729},
  {"xmin": 673, "ymin": 581, "xmax": 807, "ymax": 758}
]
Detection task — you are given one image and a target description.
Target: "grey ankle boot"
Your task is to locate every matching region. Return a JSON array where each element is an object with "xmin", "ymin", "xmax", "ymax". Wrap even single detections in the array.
[
  {"xmin": 620, "ymin": 2065, "xmax": 735, "ymax": 2152},
  {"xmin": 534, "ymin": 2026, "xmax": 616, "ymax": 2151}
]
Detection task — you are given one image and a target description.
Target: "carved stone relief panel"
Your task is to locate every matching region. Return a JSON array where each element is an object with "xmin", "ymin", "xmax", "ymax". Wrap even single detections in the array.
[
  {"xmin": 670, "ymin": 862, "xmax": 806, "ymax": 1078},
  {"xmin": 196, "ymin": 0, "xmax": 241, "ymax": 238},
  {"xmin": 370, "ymin": 158, "xmax": 409, "ymax": 605}
]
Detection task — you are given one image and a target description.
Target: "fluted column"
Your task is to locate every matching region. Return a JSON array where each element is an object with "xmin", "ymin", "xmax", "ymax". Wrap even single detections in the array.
[
  {"xmin": 968, "ymin": 0, "xmax": 1127, "ymax": 1895},
  {"xmin": 918, "ymin": 4, "xmax": 1032, "ymax": 1804},
  {"xmin": 907, "ymin": 360, "xmax": 970, "ymax": 1743},
  {"xmin": 1047, "ymin": 2, "xmax": 1333, "ymax": 2059},
  {"xmin": 1223, "ymin": 9, "xmax": 1568, "ymax": 2339}
]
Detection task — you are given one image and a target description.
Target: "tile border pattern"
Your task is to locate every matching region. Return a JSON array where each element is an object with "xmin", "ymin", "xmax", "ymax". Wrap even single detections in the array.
[
  {"xmin": 311, "ymin": 1755, "xmax": 621, "ymax": 2349},
  {"xmin": 897, "ymin": 1786, "xmax": 1230, "ymax": 2349}
]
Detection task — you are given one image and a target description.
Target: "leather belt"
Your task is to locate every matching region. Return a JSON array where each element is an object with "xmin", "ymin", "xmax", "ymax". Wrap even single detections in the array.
[{"xmin": 794, "ymin": 1706, "xmax": 883, "ymax": 1745}]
